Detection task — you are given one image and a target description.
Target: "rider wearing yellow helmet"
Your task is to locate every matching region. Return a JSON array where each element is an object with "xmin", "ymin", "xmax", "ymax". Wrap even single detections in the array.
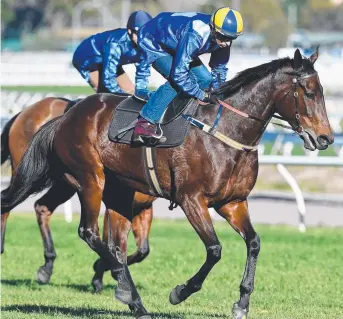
[
  {"xmin": 132, "ymin": 7, "xmax": 243, "ymax": 145},
  {"xmin": 210, "ymin": 7, "xmax": 243, "ymax": 43}
]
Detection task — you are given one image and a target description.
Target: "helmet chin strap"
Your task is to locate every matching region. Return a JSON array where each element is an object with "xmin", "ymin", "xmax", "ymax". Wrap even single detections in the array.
[
  {"xmin": 209, "ymin": 25, "xmax": 219, "ymax": 43},
  {"xmin": 127, "ymin": 29, "xmax": 138, "ymax": 47}
]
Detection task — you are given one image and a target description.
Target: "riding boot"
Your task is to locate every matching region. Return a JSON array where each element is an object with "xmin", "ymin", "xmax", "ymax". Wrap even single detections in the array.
[{"xmin": 131, "ymin": 116, "xmax": 166, "ymax": 146}]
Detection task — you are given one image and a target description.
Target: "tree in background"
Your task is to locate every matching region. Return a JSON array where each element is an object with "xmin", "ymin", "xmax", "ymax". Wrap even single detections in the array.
[
  {"xmin": 1, "ymin": 0, "xmax": 48, "ymax": 39},
  {"xmin": 201, "ymin": 0, "xmax": 343, "ymax": 50},
  {"xmin": 303, "ymin": 0, "xmax": 343, "ymax": 31},
  {"xmin": 201, "ymin": 0, "xmax": 289, "ymax": 50},
  {"xmin": 280, "ymin": 0, "xmax": 343, "ymax": 31},
  {"xmin": 242, "ymin": 0, "xmax": 289, "ymax": 50},
  {"xmin": 2, "ymin": 0, "xmax": 343, "ymax": 51}
]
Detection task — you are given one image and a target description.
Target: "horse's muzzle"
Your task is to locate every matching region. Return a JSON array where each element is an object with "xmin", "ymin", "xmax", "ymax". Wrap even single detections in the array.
[
  {"xmin": 302, "ymin": 129, "xmax": 334, "ymax": 151},
  {"xmin": 317, "ymin": 134, "xmax": 334, "ymax": 149}
]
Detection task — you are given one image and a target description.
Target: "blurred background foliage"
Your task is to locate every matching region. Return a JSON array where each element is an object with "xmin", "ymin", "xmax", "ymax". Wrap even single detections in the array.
[{"xmin": 1, "ymin": 0, "xmax": 343, "ymax": 51}]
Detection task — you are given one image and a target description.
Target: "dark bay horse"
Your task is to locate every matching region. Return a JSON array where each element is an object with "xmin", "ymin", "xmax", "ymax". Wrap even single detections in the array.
[
  {"xmin": 2, "ymin": 49, "xmax": 334, "ymax": 319},
  {"xmin": 1, "ymin": 97, "xmax": 154, "ymax": 289}
]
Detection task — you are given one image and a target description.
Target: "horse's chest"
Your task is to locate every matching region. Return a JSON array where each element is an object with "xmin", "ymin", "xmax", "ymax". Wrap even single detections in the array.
[{"xmin": 213, "ymin": 154, "xmax": 258, "ymax": 201}]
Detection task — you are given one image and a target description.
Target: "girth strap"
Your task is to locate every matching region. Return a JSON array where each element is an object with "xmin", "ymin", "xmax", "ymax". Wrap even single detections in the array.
[{"xmin": 141, "ymin": 147, "xmax": 164, "ymax": 196}]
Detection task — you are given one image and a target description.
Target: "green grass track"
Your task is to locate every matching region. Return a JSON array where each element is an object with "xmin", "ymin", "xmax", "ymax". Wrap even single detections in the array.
[{"xmin": 1, "ymin": 214, "xmax": 342, "ymax": 318}]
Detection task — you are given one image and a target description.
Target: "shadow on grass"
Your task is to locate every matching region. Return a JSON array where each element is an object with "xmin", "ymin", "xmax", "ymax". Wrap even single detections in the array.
[
  {"xmin": 1, "ymin": 279, "xmax": 33, "ymax": 286},
  {"xmin": 2, "ymin": 280, "xmax": 227, "ymax": 318},
  {"xmin": 57, "ymin": 283, "xmax": 114, "ymax": 293},
  {"xmin": 1, "ymin": 279, "xmax": 101, "ymax": 292},
  {"xmin": 1, "ymin": 305, "xmax": 134, "ymax": 318},
  {"xmin": 2, "ymin": 305, "xmax": 175, "ymax": 318},
  {"xmin": 1, "ymin": 278, "xmax": 144, "ymax": 293},
  {"xmin": 2, "ymin": 305, "xmax": 228, "ymax": 318}
]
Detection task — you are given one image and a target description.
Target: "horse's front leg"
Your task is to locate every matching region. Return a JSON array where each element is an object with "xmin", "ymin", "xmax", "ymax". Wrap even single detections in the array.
[
  {"xmin": 169, "ymin": 193, "xmax": 222, "ymax": 305},
  {"xmin": 216, "ymin": 200, "xmax": 260, "ymax": 319}
]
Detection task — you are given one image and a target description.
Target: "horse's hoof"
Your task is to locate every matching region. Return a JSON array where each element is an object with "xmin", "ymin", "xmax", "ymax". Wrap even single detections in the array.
[
  {"xmin": 128, "ymin": 304, "xmax": 151, "ymax": 319},
  {"xmin": 128, "ymin": 304, "xmax": 135, "ymax": 312},
  {"xmin": 36, "ymin": 267, "xmax": 51, "ymax": 285},
  {"xmin": 115, "ymin": 287, "xmax": 132, "ymax": 305},
  {"xmin": 232, "ymin": 303, "xmax": 248, "ymax": 319},
  {"xmin": 169, "ymin": 284, "xmax": 185, "ymax": 305},
  {"xmin": 91, "ymin": 278, "xmax": 103, "ymax": 294}
]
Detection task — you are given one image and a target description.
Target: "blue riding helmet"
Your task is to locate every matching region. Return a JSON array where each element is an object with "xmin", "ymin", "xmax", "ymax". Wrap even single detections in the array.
[{"xmin": 127, "ymin": 10, "xmax": 153, "ymax": 32}]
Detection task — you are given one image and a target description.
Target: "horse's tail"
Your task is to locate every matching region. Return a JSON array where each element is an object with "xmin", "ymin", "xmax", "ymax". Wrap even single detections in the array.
[
  {"xmin": 1, "ymin": 117, "xmax": 62, "ymax": 210},
  {"xmin": 1, "ymin": 112, "xmax": 21, "ymax": 164}
]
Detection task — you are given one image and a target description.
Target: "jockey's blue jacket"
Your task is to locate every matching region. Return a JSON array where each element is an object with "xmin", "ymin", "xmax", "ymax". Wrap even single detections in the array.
[
  {"xmin": 137, "ymin": 12, "xmax": 231, "ymax": 100},
  {"xmin": 72, "ymin": 28, "xmax": 149, "ymax": 93}
]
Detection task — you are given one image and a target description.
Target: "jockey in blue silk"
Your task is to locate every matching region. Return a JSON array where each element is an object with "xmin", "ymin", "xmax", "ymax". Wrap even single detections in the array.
[
  {"xmin": 72, "ymin": 10, "xmax": 153, "ymax": 97},
  {"xmin": 131, "ymin": 7, "xmax": 244, "ymax": 145}
]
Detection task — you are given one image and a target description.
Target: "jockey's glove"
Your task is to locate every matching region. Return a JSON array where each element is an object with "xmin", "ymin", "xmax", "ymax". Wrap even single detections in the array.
[{"xmin": 201, "ymin": 91, "xmax": 218, "ymax": 104}]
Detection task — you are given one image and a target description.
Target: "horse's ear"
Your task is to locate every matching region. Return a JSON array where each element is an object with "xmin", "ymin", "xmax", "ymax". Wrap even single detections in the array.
[
  {"xmin": 309, "ymin": 45, "xmax": 319, "ymax": 65},
  {"xmin": 293, "ymin": 48, "xmax": 303, "ymax": 69}
]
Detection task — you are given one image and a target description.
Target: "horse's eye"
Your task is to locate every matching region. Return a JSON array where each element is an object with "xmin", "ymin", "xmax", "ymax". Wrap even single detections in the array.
[{"xmin": 306, "ymin": 92, "xmax": 315, "ymax": 100}]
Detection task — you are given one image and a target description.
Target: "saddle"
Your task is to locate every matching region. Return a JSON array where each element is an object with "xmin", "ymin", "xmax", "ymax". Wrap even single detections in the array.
[{"xmin": 108, "ymin": 94, "xmax": 199, "ymax": 148}]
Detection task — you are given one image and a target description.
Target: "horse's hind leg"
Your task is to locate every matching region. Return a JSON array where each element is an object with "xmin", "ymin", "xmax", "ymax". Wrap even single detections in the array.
[
  {"xmin": 91, "ymin": 209, "xmax": 111, "ymax": 293},
  {"xmin": 1, "ymin": 184, "xmax": 14, "ymax": 254},
  {"xmin": 77, "ymin": 169, "xmax": 149, "ymax": 318},
  {"xmin": 169, "ymin": 194, "xmax": 222, "ymax": 305},
  {"xmin": 91, "ymin": 195, "xmax": 153, "ymax": 293},
  {"xmin": 102, "ymin": 180, "xmax": 151, "ymax": 319},
  {"xmin": 35, "ymin": 180, "xmax": 76, "ymax": 284},
  {"xmin": 127, "ymin": 203, "xmax": 153, "ymax": 265},
  {"xmin": 216, "ymin": 200, "xmax": 260, "ymax": 319},
  {"xmin": 1, "ymin": 211, "xmax": 10, "ymax": 254}
]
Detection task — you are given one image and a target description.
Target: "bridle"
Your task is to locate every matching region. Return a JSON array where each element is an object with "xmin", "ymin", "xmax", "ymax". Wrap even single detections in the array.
[
  {"xmin": 217, "ymin": 72, "xmax": 319, "ymax": 136},
  {"xmin": 276, "ymin": 72, "xmax": 318, "ymax": 134},
  {"xmin": 183, "ymin": 70, "xmax": 319, "ymax": 152}
]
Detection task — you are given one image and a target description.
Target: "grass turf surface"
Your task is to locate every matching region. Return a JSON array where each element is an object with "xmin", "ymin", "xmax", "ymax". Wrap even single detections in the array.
[{"xmin": 1, "ymin": 214, "xmax": 342, "ymax": 319}]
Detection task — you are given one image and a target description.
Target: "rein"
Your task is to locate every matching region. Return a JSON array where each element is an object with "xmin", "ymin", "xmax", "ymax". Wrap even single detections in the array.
[
  {"xmin": 217, "ymin": 99, "xmax": 293, "ymax": 131},
  {"xmin": 183, "ymin": 72, "xmax": 318, "ymax": 152},
  {"xmin": 218, "ymin": 72, "xmax": 318, "ymax": 133}
]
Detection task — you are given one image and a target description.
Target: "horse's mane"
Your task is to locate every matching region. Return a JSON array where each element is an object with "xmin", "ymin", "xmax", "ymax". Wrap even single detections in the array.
[{"xmin": 215, "ymin": 57, "xmax": 315, "ymax": 98}]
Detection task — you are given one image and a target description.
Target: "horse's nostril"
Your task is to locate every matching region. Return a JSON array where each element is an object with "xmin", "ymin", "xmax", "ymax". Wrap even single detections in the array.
[{"xmin": 317, "ymin": 135, "xmax": 331, "ymax": 146}]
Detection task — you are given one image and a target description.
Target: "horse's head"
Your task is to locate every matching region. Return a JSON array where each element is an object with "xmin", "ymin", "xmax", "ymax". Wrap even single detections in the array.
[{"xmin": 274, "ymin": 48, "xmax": 334, "ymax": 150}]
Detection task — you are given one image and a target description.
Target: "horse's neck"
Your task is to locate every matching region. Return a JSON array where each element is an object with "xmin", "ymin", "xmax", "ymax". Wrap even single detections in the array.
[{"xmin": 219, "ymin": 75, "xmax": 275, "ymax": 145}]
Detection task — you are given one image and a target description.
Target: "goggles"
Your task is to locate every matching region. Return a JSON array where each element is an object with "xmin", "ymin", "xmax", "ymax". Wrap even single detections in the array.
[{"xmin": 214, "ymin": 31, "xmax": 235, "ymax": 43}]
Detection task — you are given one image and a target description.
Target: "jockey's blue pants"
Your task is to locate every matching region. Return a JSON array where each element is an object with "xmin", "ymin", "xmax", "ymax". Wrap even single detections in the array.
[{"xmin": 140, "ymin": 55, "xmax": 212, "ymax": 124}]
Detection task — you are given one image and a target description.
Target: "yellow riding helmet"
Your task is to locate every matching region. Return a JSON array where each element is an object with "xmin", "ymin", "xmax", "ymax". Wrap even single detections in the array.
[{"xmin": 211, "ymin": 7, "xmax": 244, "ymax": 39}]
